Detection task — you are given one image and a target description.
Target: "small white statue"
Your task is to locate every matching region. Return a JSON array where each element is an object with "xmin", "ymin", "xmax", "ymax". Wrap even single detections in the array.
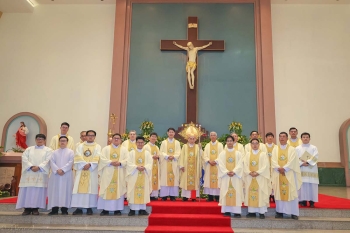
[{"xmin": 173, "ymin": 41, "xmax": 212, "ymax": 89}]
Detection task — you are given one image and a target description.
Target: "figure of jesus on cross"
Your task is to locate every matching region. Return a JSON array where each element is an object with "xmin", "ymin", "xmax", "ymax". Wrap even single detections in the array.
[{"xmin": 173, "ymin": 41, "xmax": 213, "ymax": 89}]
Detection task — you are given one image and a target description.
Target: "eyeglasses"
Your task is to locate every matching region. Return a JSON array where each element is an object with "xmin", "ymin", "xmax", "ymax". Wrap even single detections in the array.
[
  {"xmin": 113, "ymin": 138, "xmax": 121, "ymax": 140},
  {"xmin": 251, "ymin": 143, "xmax": 259, "ymax": 145},
  {"xmin": 36, "ymin": 138, "xmax": 45, "ymax": 141},
  {"xmin": 136, "ymin": 142, "xmax": 144, "ymax": 144},
  {"xmin": 87, "ymin": 135, "xmax": 95, "ymax": 137}
]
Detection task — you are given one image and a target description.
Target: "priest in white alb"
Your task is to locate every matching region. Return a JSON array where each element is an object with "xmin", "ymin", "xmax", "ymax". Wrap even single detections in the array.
[
  {"xmin": 243, "ymin": 138, "xmax": 270, "ymax": 219},
  {"xmin": 245, "ymin": 131, "xmax": 267, "ymax": 154},
  {"xmin": 203, "ymin": 131, "xmax": 223, "ymax": 202},
  {"xmin": 295, "ymin": 132, "xmax": 319, "ymax": 208},
  {"xmin": 71, "ymin": 130, "xmax": 101, "ymax": 215},
  {"xmin": 217, "ymin": 135, "xmax": 244, "ymax": 218},
  {"xmin": 159, "ymin": 128, "xmax": 181, "ymax": 201},
  {"xmin": 144, "ymin": 132, "xmax": 160, "ymax": 200},
  {"xmin": 126, "ymin": 136, "xmax": 153, "ymax": 216},
  {"xmin": 179, "ymin": 128, "xmax": 202, "ymax": 202},
  {"xmin": 265, "ymin": 132, "xmax": 277, "ymax": 203},
  {"xmin": 16, "ymin": 134, "xmax": 52, "ymax": 215},
  {"xmin": 98, "ymin": 133, "xmax": 128, "ymax": 216},
  {"xmin": 287, "ymin": 127, "xmax": 302, "ymax": 148},
  {"xmin": 271, "ymin": 132, "xmax": 302, "ymax": 220},
  {"xmin": 47, "ymin": 136, "xmax": 74, "ymax": 215},
  {"xmin": 122, "ymin": 130, "xmax": 137, "ymax": 152},
  {"xmin": 49, "ymin": 122, "xmax": 75, "ymax": 150}
]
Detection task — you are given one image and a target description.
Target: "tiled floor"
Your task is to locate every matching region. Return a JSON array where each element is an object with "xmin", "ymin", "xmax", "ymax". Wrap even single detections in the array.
[{"xmin": 319, "ymin": 186, "xmax": 350, "ymax": 199}]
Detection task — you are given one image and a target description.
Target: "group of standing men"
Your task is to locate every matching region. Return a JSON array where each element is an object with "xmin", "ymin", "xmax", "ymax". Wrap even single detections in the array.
[{"xmin": 15, "ymin": 123, "xmax": 319, "ymax": 220}]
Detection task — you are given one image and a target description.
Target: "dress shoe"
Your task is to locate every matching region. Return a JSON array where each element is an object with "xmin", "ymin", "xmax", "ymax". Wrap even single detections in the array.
[
  {"xmin": 223, "ymin": 212, "xmax": 231, "ymax": 217},
  {"xmin": 114, "ymin": 210, "xmax": 122, "ymax": 216},
  {"xmin": 22, "ymin": 208, "xmax": 32, "ymax": 216},
  {"xmin": 150, "ymin": 197, "xmax": 156, "ymax": 201},
  {"xmin": 161, "ymin": 197, "xmax": 167, "ymax": 201},
  {"xmin": 100, "ymin": 210, "xmax": 109, "ymax": 216},
  {"xmin": 32, "ymin": 208, "xmax": 39, "ymax": 215},
  {"xmin": 191, "ymin": 199, "xmax": 196, "ymax": 202},
  {"xmin": 182, "ymin": 197, "xmax": 188, "ymax": 202},
  {"xmin": 291, "ymin": 215, "xmax": 299, "ymax": 220},
  {"xmin": 259, "ymin": 214, "xmax": 265, "ymax": 219},
  {"xmin": 300, "ymin": 201, "xmax": 307, "ymax": 207},
  {"xmin": 139, "ymin": 210, "xmax": 149, "ymax": 216},
  {"xmin": 275, "ymin": 212, "xmax": 283, "ymax": 218},
  {"xmin": 72, "ymin": 208, "xmax": 83, "ymax": 215},
  {"xmin": 170, "ymin": 196, "xmax": 176, "ymax": 201},
  {"xmin": 128, "ymin": 210, "xmax": 135, "ymax": 216},
  {"xmin": 246, "ymin": 213, "xmax": 256, "ymax": 218},
  {"xmin": 233, "ymin": 214, "xmax": 241, "ymax": 218},
  {"xmin": 309, "ymin": 201, "xmax": 315, "ymax": 208},
  {"xmin": 214, "ymin": 196, "xmax": 220, "ymax": 202},
  {"xmin": 61, "ymin": 207, "xmax": 68, "ymax": 215},
  {"xmin": 86, "ymin": 208, "xmax": 93, "ymax": 215},
  {"xmin": 48, "ymin": 207, "xmax": 59, "ymax": 215},
  {"xmin": 207, "ymin": 195, "xmax": 213, "ymax": 202}
]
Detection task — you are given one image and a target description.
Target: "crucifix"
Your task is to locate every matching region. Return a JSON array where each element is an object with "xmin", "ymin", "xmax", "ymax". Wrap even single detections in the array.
[{"xmin": 160, "ymin": 17, "xmax": 225, "ymax": 123}]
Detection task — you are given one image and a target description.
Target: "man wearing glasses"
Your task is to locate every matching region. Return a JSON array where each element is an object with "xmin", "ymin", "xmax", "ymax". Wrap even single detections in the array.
[
  {"xmin": 16, "ymin": 134, "xmax": 52, "ymax": 215},
  {"xmin": 76, "ymin": 131, "xmax": 87, "ymax": 148},
  {"xmin": 98, "ymin": 133, "xmax": 128, "ymax": 216},
  {"xmin": 72, "ymin": 130, "xmax": 101, "ymax": 215},
  {"xmin": 49, "ymin": 122, "xmax": 75, "ymax": 151},
  {"xmin": 126, "ymin": 136, "xmax": 153, "ymax": 216}
]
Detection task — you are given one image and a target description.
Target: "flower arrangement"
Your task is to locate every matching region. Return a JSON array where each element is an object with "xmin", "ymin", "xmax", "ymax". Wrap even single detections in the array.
[
  {"xmin": 140, "ymin": 120, "xmax": 154, "ymax": 135},
  {"xmin": 0, "ymin": 190, "xmax": 10, "ymax": 198},
  {"xmin": 228, "ymin": 121, "xmax": 243, "ymax": 134},
  {"xmin": 121, "ymin": 132, "xmax": 129, "ymax": 141}
]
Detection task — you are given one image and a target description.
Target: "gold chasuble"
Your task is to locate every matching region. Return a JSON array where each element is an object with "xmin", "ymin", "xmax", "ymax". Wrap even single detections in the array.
[
  {"xmin": 76, "ymin": 144, "xmax": 99, "ymax": 193},
  {"xmin": 179, "ymin": 144, "xmax": 201, "ymax": 191},
  {"xmin": 225, "ymin": 150, "xmax": 237, "ymax": 206},
  {"xmin": 149, "ymin": 144, "xmax": 160, "ymax": 191},
  {"xmin": 287, "ymin": 138, "xmax": 302, "ymax": 148},
  {"xmin": 266, "ymin": 144, "xmax": 274, "ymax": 166},
  {"xmin": 166, "ymin": 142, "xmax": 175, "ymax": 186},
  {"xmin": 128, "ymin": 140, "xmax": 137, "ymax": 151},
  {"xmin": 248, "ymin": 152, "xmax": 260, "ymax": 207},
  {"xmin": 134, "ymin": 150, "xmax": 146, "ymax": 204},
  {"xmin": 209, "ymin": 143, "xmax": 219, "ymax": 189},
  {"xmin": 277, "ymin": 147, "xmax": 289, "ymax": 201},
  {"xmin": 203, "ymin": 141, "xmax": 223, "ymax": 190},
  {"xmin": 105, "ymin": 146, "xmax": 121, "ymax": 199}
]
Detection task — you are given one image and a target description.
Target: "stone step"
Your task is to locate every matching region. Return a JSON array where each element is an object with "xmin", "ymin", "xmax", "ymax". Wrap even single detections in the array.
[
  {"xmin": 1, "ymin": 203, "xmax": 349, "ymax": 218},
  {"xmin": 0, "ymin": 223, "xmax": 145, "ymax": 232},
  {"xmin": 231, "ymin": 216, "xmax": 350, "ymax": 230}
]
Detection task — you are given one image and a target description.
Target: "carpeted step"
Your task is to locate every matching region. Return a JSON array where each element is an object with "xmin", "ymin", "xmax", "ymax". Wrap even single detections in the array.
[
  {"xmin": 149, "ymin": 213, "xmax": 230, "ymax": 226},
  {"xmin": 150, "ymin": 202, "xmax": 222, "ymax": 214},
  {"xmin": 145, "ymin": 225, "xmax": 234, "ymax": 233}
]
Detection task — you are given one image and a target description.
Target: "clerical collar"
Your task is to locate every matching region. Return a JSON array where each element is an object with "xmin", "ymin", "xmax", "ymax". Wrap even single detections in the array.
[
  {"xmin": 168, "ymin": 138, "xmax": 174, "ymax": 143},
  {"xmin": 227, "ymin": 148, "xmax": 234, "ymax": 152},
  {"xmin": 130, "ymin": 140, "xmax": 136, "ymax": 143},
  {"xmin": 252, "ymin": 149, "xmax": 259, "ymax": 154},
  {"xmin": 290, "ymin": 138, "xmax": 298, "ymax": 142},
  {"xmin": 149, "ymin": 142, "xmax": 155, "ymax": 146},
  {"xmin": 267, "ymin": 143, "xmax": 274, "ymax": 147},
  {"xmin": 188, "ymin": 143, "xmax": 195, "ymax": 147},
  {"xmin": 211, "ymin": 141, "xmax": 217, "ymax": 145},
  {"xmin": 35, "ymin": 145, "xmax": 45, "ymax": 149},
  {"xmin": 85, "ymin": 142, "xmax": 95, "ymax": 145},
  {"xmin": 233, "ymin": 142, "xmax": 237, "ymax": 146},
  {"xmin": 112, "ymin": 144, "xmax": 119, "ymax": 148},
  {"xmin": 136, "ymin": 148, "xmax": 143, "ymax": 152},
  {"xmin": 302, "ymin": 143, "xmax": 310, "ymax": 147},
  {"xmin": 280, "ymin": 144, "xmax": 287, "ymax": 149}
]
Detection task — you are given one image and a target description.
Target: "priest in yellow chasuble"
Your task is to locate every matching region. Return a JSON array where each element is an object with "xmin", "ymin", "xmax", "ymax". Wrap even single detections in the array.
[
  {"xmin": 49, "ymin": 122, "xmax": 75, "ymax": 151},
  {"xmin": 179, "ymin": 130, "xmax": 202, "ymax": 201},
  {"xmin": 287, "ymin": 127, "xmax": 302, "ymax": 148},
  {"xmin": 265, "ymin": 132, "xmax": 277, "ymax": 202},
  {"xmin": 122, "ymin": 130, "xmax": 137, "ymax": 152},
  {"xmin": 218, "ymin": 135, "xmax": 244, "ymax": 218},
  {"xmin": 244, "ymin": 138, "xmax": 271, "ymax": 219},
  {"xmin": 144, "ymin": 132, "xmax": 161, "ymax": 200},
  {"xmin": 203, "ymin": 131, "xmax": 223, "ymax": 202},
  {"xmin": 224, "ymin": 133, "xmax": 245, "ymax": 156},
  {"xmin": 98, "ymin": 133, "xmax": 128, "ymax": 216},
  {"xmin": 245, "ymin": 131, "xmax": 267, "ymax": 154},
  {"xmin": 126, "ymin": 136, "xmax": 153, "ymax": 216},
  {"xmin": 271, "ymin": 132, "xmax": 302, "ymax": 220},
  {"xmin": 71, "ymin": 130, "xmax": 101, "ymax": 215},
  {"xmin": 159, "ymin": 128, "xmax": 181, "ymax": 201}
]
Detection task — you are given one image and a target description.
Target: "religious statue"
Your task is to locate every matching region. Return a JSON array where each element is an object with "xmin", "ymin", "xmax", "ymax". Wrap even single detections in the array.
[
  {"xmin": 173, "ymin": 41, "xmax": 212, "ymax": 89},
  {"xmin": 13, "ymin": 122, "xmax": 29, "ymax": 149}
]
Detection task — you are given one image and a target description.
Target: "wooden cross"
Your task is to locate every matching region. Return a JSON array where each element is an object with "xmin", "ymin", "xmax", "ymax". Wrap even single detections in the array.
[{"xmin": 160, "ymin": 16, "xmax": 225, "ymax": 123}]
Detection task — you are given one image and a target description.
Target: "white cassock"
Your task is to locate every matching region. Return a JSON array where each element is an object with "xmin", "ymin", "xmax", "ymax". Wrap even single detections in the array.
[
  {"xmin": 271, "ymin": 145, "xmax": 302, "ymax": 216},
  {"xmin": 122, "ymin": 139, "xmax": 137, "ymax": 152},
  {"xmin": 243, "ymin": 149, "xmax": 270, "ymax": 214},
  {"xmin": 97, "ymin": 144, "xmax": 128, "ymax": 211},
  {"xmin": 71, "ymin": 142, "xmax": 101, "ymax": 208},
  {"xmin": 287, "ymin": 138, "xmax": 302, "ymax": 148},
  {"xmin": 126, "ymin": 148, "xmax": 152, "ymax": 210},
  {"xmin": 16, "ymin": 146, "xmax": 52, "ymax": 209},
  {"xmin": 217, "ymin": 148, "xmax": 244, "ymax": 214},
  {"xmin": 159, "ymin": 138, "xmax": 181, "ymax": 197},
  {"xmin": 295, "ymin": 144, "xmax": 319, "ymax": 202},
  {"xmin": 203, "ymin": 141, "xmax": 224, "ymax": 196},
  {"xmin": 144, "ymin": 142, "xmax": 160, "ymax": 197},
  {"xmin": 245, "ymin": 142, "xmax": 267, "ymax": 154},
  {"xmin": 49, "ymin": 134, "xmax": 75, "ymax": 151},
  {"xmin": 47, "ymin": 148, "xmax": 74, "ymax": 209}
]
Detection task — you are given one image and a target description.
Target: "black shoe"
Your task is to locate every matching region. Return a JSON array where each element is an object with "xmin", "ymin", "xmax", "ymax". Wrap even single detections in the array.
[
  {"xmin": 150, "ymin": 197, "xmax": 156, "ymax": 201},
  {"xmin": 73, "ymin": 208, "xmax": 83, "ymax": 215},
  {"xmin": 170, "ymin": 196, "xmax": 176, "ymax": 201},
  {"xmin": 275, "ymin": 212, "xmax": 283, "ymax": 218},
  {"xmin": 191, "ymin": 199, "xmax": 196, "ymax": 202},
  {"xmin": 182, "ymin": 197, "xmax": 188, "ymax": 202},
  {"xmin": 86, "ymin": 208, "xmax": 93, "ymax": 215},
  {"xmin": 207, "ymin": 195, "xmax": 214, "ymax": 202},
  {"xmin": 223, "ymin": 212, "xmax": 231, "ymax": 217},
  {"xmin": 214, "ymin": 196, "xmax": 220, "ymax": 202},
  {"xmin": 161, "ymin": 197, "xmax": 167, "ymax": 201},
  {"xmin": 48, "ymin": 207, "xmax": 59, "ymax": 215},
  {"xmin": 300, "ymin": 201, "xmax": 307, "ymax": 207},
  {"xmin": 128, "ymin": 210, "xmax": 135, "ymax": 216},
  {"xmin": 246, "ymin": 213, "xmax": 256, "ymax": 218},
  {"xmin": 259, "ymin": 214, "xmax": 265, "ymax": 219},
  {"xmin": 32, "ymin": 208, "xmax": 39, "ymax": 215},
  {"xmin": 61, "ymin": 207, "xmax": 68, "ymax": 215},
  {"xmin": 291, "ymin": 215, "xmax": 299, "ymax": 220},
  {"xmin": 100, "ymin": 210, "xmax": 109, "ymax": 216},
  {"xmin": 114, "ymin": 210, "xmax": 122, "ymax": 216},
  {"xmin": 22, "ymin": 208, "xmax": 32, "ymax": 216},
  {"xmin": 309, "ymin": 201, "xmax": 315, "ymax": 208},
  {"xmin": 233, "ymin": 214, "xmax": 241, "ymax": 218},
  {"xmin": 139, "ymin": 210, "xmax": 149, "ymax": 216}
]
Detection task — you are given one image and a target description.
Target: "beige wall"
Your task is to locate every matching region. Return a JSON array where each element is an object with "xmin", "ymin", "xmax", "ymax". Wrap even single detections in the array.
[
  {"xmin": 0, "ymin": 4, "xmax": 115, "ymax": 146},
  {"xmin": 272, "ymin": 4, "xmax": 350, "ymax": 162}
]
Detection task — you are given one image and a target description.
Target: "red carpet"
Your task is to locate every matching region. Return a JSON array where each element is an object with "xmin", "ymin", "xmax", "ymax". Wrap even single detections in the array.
[{"xmin": 145, "ymin": 200, "xmax": 233, "ymax": 233}]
